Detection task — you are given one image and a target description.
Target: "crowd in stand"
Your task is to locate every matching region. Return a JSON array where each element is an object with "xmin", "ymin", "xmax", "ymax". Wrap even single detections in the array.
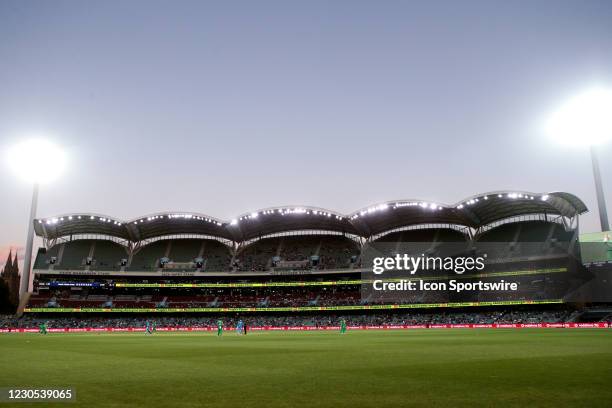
[
  {"xmin": 28, "ymin": 287, "xmax": 368, "ymax": 309},
  {"xmin": 0, "ymin": 309, "xmax": 575, "ymax": 329},
  {"xmin": 29, "ymin": 272, "xmax": 574, "ymax": 310}
]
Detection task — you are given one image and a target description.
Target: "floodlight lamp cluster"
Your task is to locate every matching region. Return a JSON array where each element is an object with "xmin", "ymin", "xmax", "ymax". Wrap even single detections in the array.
[
  {"xmin": 455, "ymin": 193, "xmax": 545, "ymax": 209},
  {"xmin": 350, "ymin": 204, "xmax": 389, "ymax": 220},
  {"xmin": 232, "ymin": 207, "xmax": 344, "ymax": 225},
  {"xmin": 38, "ymin": 215, "xmax": 122, "ymax": 226},
  {"xmin": 131, "ymin": 214, "xmax": 222, "ymax": 226},
  {"xmin": 393, "ymin": 202, "xmax": 443, "ymax": 211},
  {"xmin": 350, "ymin": 201, "xmax": 443, "ymax": 220}
]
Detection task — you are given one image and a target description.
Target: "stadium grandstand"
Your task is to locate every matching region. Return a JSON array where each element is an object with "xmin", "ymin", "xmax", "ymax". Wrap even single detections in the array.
[{"xmin": 14, "ymin": 190, "xmax": 609, "ymax": 327}]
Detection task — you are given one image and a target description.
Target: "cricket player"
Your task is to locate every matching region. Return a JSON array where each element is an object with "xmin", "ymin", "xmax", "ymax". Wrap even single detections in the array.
[
  {"xmin": 217, "ymin": 319, "xmax": 223, "ymax": 336},
  {"xmin": 39, "ymin": 322, "xmax": 48, "ymax": 335},
  {"xmin": 340, "ymin": 319, "xmax": 347, "ymax": 334},
  {"xmin": 145, "ymin": 320, "xmax": 153, "ymax": 335},
  {"xmin": 236, "ymin": 319, "xmax": 244, "ymax": 335}
]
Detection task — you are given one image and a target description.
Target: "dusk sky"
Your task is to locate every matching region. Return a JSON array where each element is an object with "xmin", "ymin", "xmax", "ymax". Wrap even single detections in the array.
[{"xmin": 1, "ymin": 0, "xmax": 611, "ymax": 268}]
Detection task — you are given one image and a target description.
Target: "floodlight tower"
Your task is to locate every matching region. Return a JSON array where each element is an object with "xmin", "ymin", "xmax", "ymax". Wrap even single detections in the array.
[
  {"xmin": 590, "ymin": 145, "xmax": 609, "ymax": 231},
  {"xmin": 546, "ymin": 87, "xmax": 612, "ymax": 232},
  {"xmin": 20, "ymin": 184, "xmax": 39, "ymax": 303},
  {"xmin": 7, "ymin": 139, "xmax": 66, "ymax": 302}
]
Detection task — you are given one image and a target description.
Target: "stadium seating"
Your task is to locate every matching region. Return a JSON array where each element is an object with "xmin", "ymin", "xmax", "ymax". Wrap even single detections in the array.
[
  {"xmin": 28, "ymin": 269, "xmax": 575, "ymax": 309},
  {"xmin": 372, "ymin": 228, "xmax": 469, "ymax": 258},
  {"xmin": 375, "ymin": 228, "xmax": 468, "ymax": 243},
  {"xmin": 475, "ymin": 221, "xmax": 574, "ymax": 260},
  {"xmin": 199, "ymin": 240, "xmax": 232, "ymax": 271},
  {"xmin": 59, "ymin": 240, "xmax": 95, "ymax": 269},
  {"xmin": 31, "ymin": 222, "xmax": 576, "ymax": 273},
  {"xmin": 128, "ymin": 239, "xmax": 232, "ymax": 271},
  {"xmin": 92, "ymin": 240, "xmax": 127, "ymax": 270},
  {"xmin": 26, "ymin": 218, "xmax": 586, "ymax": 320},
  {"xmin": 33, "ymin": 246, "xmax": 61, "ymax": 269},
  {"xmin": 129, "ymin": 240, "xmax": 169, "ymax": 270},
  {"xmin": 33, "ymin": 239, "xmax": 124, "ymax": 270},
  {"xmin": 236, "ymin": 235, "xmax": 359, "ymax": 271},
  {"xmin": 167, "ymin": 239, "xmax": 202, "ymax": 262}
]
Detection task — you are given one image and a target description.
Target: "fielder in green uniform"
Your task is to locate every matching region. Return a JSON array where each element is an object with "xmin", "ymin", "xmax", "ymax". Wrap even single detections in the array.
[
  {"xmin": 340, "ymin": 319, "xmax": 347, "ymax": 334},
  {"xmin": 217, "ymin": 320, "xmax": 223, "ymax": 336},
  {"xmin": 39, "ymin": 322, "xmax": 48, "ymax": 335}
]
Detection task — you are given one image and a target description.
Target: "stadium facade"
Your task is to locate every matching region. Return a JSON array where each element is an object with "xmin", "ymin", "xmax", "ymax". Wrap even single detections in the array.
[{"xmin": 16, "ymin": 190, "xmax": 611, "ymax": 327}]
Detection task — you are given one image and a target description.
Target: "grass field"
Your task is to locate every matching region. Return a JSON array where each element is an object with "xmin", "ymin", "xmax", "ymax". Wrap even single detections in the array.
[{"xmin": 1, "ymin": 329, "xmax": 611, "ymax": 407}]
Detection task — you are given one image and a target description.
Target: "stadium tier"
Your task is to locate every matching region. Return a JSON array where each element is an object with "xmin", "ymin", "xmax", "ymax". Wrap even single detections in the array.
[
  {"xmin": 235, "ymin": 234, "xmax": 360, "ymax": 271},
  {"xmin": 25, "ymin": 190, "xmax": 597, "ymax": 314}
]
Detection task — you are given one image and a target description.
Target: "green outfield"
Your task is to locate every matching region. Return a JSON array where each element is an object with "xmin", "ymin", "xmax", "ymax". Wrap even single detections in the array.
[{"xmin": 1, "ymin": 330, "xmax": 611, "ymax": 407}]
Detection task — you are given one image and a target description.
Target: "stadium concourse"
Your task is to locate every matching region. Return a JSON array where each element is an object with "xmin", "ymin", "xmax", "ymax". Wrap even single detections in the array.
[{"xmin": 10, "ymin": 190, "xmax": 610, "ymax": 330}]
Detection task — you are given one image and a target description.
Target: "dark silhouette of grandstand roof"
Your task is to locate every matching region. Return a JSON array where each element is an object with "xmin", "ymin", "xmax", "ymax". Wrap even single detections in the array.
[
  {"xmin": 126, "ymin": 213, "xmax": 231, "ymax": 241},
  {"xmin": 33, "ymin": 191, "xmax": 587, "ymax": 242},
  {"xmin": 352, "ymin": 191, "xmax": 587, "ymax": 237},
  {"xmin": 35, "ymin": 212, "xmax": 230, "ymax": 242}
]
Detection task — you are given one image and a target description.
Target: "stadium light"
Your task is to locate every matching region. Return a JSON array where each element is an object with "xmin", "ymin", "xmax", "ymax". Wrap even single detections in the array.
[
  {"xmin": 5, "ymin": 138, "xmax": 67, "ymax": 304},
  {"xmin": 7, "ymin": 138, "xmax": 67, "ymax": 184},
  {"xmin": 545, "ymin": 88, "xmax": 612, "ymax": 146},
  {"xmin": 545, "ymin": 87, "xmax": 612, "ymax": 231}
]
